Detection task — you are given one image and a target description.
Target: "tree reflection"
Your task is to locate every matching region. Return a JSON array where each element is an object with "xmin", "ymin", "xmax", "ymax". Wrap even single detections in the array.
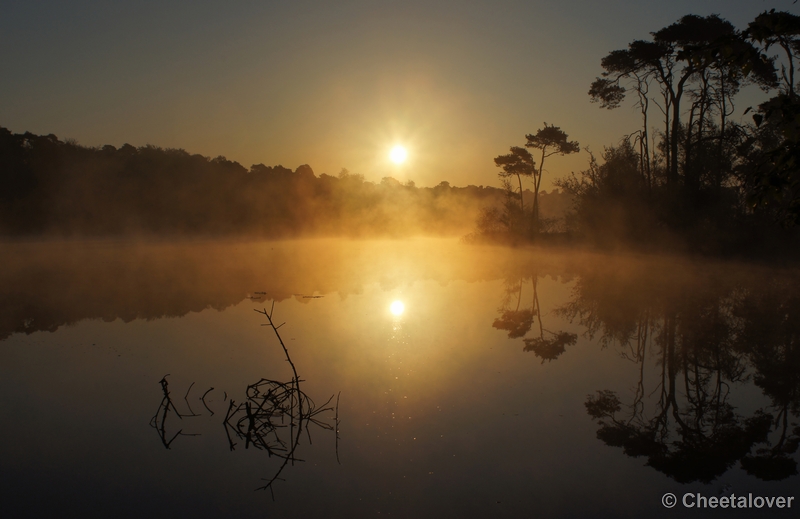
[
  {"xmin": 734, "ymin": 278, "xmax": 800, "ymax": 480},
  {"xmin": 493, "ymin": 274, "xmax": 577, "ymax": 362},
  {"xmin": 492, "ymin": 277, "xmax": 534, "ymax": 339},
  {"xmin": 523, "ymin": 331, "xmax": 577, "ymax": 361},
  {"xmin": 559, "ymin": 262, "xmax": 800, "ymax": 483}
]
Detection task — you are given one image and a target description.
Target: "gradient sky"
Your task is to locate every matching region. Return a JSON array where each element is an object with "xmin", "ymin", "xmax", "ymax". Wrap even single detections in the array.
[{"xmin": 1, "ymin": 0, "xmax": 796, "ymax": 188}]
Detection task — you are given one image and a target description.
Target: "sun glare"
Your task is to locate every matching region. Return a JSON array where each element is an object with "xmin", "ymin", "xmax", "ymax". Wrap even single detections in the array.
[
  {"xmin": 389, "ymin": 146, "xmax": 408, "ymax": 164},
  {"xmin": 390, "ymin": 300, "xmax": 405, "ymax": 316}
]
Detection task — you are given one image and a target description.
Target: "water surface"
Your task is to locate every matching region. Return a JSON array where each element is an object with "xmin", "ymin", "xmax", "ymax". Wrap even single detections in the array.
[{"xmin": 1, "ymin": 239, "xmax": 798, "ymax": 518}]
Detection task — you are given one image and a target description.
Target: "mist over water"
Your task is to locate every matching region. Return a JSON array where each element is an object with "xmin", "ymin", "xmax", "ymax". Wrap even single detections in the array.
[
  {"xmin": 6, "ymin": 4, "xmax": 800, "ymax": 516},
  {"xmin": 1, "ymin": 237, "xmax": 798, "ymax": 518}
]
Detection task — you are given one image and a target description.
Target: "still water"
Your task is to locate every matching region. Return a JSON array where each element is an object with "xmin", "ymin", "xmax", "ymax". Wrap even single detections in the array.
[{"xmin": 1, "ymin": 238, "xmax": 798, "ymax": 518}]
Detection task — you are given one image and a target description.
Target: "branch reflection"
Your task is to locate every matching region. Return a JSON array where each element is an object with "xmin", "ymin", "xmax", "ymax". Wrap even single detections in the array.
[{"xmin": 150, "ymin": 304, "xmax": 340, "ymax": 498}]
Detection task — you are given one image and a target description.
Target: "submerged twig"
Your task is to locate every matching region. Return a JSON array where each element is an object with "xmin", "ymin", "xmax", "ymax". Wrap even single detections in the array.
[
  {"xmin": 148, "ymin": 304, "xmax": 340, "ymax": 497},
  {"xmin": 211, "ymin": 303, "xmax": 339, "ymax": 497}
]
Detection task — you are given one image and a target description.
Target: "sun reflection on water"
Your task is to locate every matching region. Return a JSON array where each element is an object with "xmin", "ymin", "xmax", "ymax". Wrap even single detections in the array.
[{"xmin": 390, "ymin": 300, "xmax": 405, "ymax": 316}]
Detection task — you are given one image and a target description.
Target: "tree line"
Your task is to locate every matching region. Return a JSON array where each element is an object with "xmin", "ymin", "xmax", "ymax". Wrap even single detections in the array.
[
  {"xmin": 480, "ymin": 10, "xmax": 800, "ymax": 256},
  {"xmin": 0, "ymin": 127, "xmax": 573, "ymax": 238}
]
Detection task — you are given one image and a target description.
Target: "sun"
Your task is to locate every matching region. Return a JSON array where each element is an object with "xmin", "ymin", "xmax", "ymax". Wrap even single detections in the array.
[
  {"xmin": 390, "ymin": 300, "xmax": 405, "ymax": 316},
  {"xmin": 389, "ymin": 145, "xmax": 408, "ymax": 164}
]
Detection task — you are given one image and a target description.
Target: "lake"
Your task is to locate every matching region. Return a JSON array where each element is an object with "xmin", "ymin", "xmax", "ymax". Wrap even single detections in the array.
[{"xmin": 1, "ymin": 238, "xmax": 798, "ymax": 518}]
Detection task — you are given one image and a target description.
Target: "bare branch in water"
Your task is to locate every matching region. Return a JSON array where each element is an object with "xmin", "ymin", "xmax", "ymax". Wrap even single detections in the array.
[{"xmin": 149, "ymin": 304, "xmax": 340, "ymax": 497}]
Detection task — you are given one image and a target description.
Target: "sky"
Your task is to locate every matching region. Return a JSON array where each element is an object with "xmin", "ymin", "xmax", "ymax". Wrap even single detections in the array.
[{"xmin": 1, "ymin": 0, "xmax": 798, "ymax": 188}]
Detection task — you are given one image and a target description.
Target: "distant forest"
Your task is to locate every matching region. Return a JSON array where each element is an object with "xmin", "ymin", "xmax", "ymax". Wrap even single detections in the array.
[{"xmin": 0, "ymin": 127, "xmax": 570, "ymax": 238}]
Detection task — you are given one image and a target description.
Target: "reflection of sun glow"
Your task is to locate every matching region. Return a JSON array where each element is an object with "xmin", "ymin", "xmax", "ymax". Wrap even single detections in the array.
[
  {"xmin": 389, "ymin": 146, "xmax": 408, "ymax": 164},
  {"xmin": 390, "ymin": 300, "xmax": 405, "ymax": 316}
]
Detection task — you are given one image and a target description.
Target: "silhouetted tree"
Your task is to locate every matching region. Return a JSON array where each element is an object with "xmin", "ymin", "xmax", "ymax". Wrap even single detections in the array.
[
  {"xmin": 739, "ymin": 11, "xmax": 800, "ymax": 224},
  {"xmin": 525, "ymin": 124, "xmax": 580, "ymax": 233},
  {"xmin": 590, "ymin": 14, "xmax": 774, "ymax": 189},
  {"xmin": 576, "ymin": 13, "xmax": 800, "ymax": 247},
  {"xmin": 556, "ymin": 141, "xmax": 675, "ymax": 246},
  {"xmin": 494, "ymin": 147, "xmax": 536, "ymax": 236},
  {"xmin": 749, "ymin": 10, "xmax": 800, "ymax": 99}
]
